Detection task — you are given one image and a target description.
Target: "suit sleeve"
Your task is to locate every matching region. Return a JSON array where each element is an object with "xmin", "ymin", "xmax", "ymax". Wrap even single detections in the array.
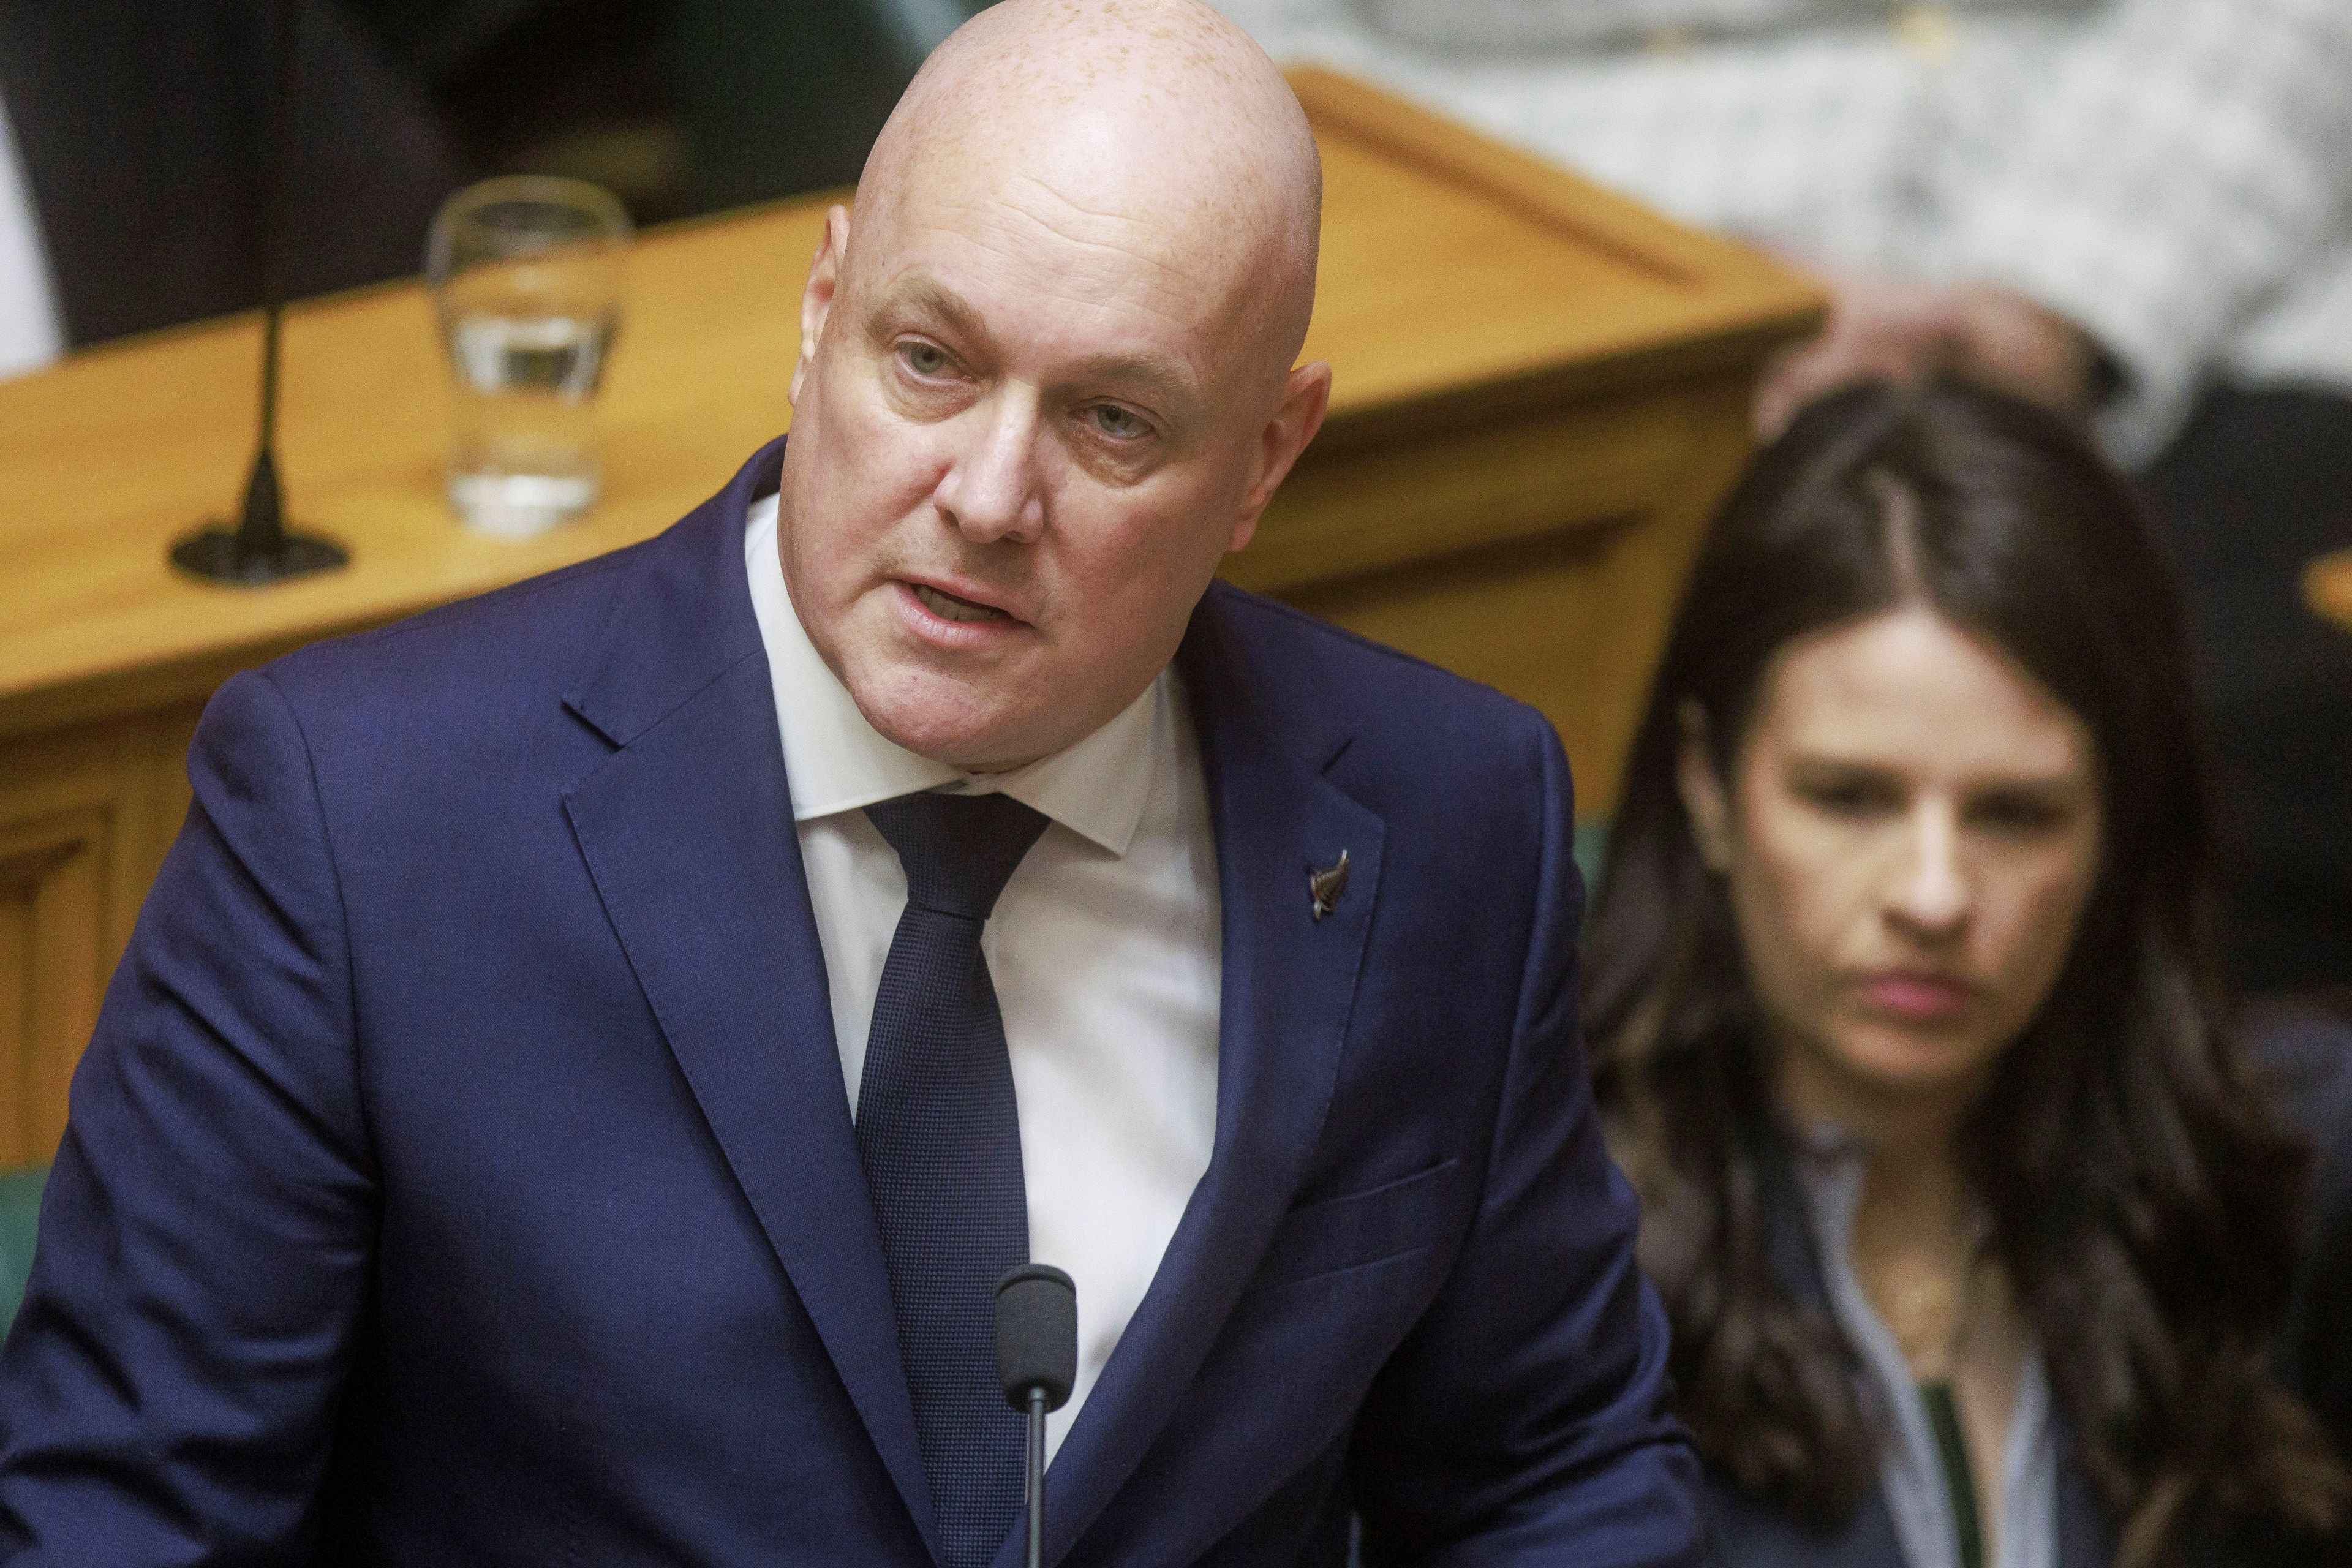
[
  {"xmin": 1348, "ymin": 717, "xmax": 1703, "ymax": 1567},
  {"xmin": 0, "ymin": 669, "xmax": 377, "ymax": 1563}
]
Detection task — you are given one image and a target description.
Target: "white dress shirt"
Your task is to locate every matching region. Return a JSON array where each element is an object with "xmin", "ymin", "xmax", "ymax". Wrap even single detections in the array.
[
  {"xmin": 0, "ymin": 86, "xmax": 62, "ymax": 381},
  {"xmin": 744, "ymin": 494, "xmax": 1222, "ymax": 1463}
]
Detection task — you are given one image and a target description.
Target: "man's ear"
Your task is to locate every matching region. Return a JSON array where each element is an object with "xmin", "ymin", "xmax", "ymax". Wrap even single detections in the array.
[
  {"xmin": 1226, "ymin": 360, "xmax": 1332, "ymax": 553},
  {"xmin": 1676, "ymin": 698, "xmax": 1736, "ymax": 874},
  {"xmin": 790, "ymin": 205, "xmax": 852, "ymax": 409}
]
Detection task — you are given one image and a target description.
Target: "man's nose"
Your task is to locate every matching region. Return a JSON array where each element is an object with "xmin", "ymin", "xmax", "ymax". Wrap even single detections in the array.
[
  {"xmin": 933, "ymin": 394, "xmax": 1047, "ymax": 545},
  {"xmin": 1886, "ymin": 803, "xmax": 1970, "ymax": 937}
]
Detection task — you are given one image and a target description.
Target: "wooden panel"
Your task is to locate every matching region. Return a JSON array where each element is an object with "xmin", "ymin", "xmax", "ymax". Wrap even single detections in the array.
[
  {"xmin": 1246, "ymin": 382, "xmax": 1721, "ymax": 593},
  {"xmin": 0, "ymin": 708, "xmax": 202, "ymax": 1161},
  {"xmin": 1242, "ymin": 377, "xmax": 1756, "ymax": 815},
  {"xmin": 0, "ymin": 814, "xmax": 107, "ymax": 1166}
]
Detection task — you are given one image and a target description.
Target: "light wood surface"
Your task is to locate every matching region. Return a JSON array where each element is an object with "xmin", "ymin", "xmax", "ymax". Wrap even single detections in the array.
[
  {"xmin": 2309, "ymin": 549, "xmax": 2352, "ymax": 634},
  {"xmin": 0, "ymin": 69, "xmax": 1821, "ymax": 1161}
]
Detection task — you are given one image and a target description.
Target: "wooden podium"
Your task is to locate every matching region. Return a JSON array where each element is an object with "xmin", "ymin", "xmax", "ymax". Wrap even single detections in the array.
[{"xmin": 0, "ymin": 71, "xmax": 1820, "ymax": 1164}]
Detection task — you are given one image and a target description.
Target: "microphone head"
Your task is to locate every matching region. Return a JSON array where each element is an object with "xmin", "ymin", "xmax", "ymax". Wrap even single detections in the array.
[{"xmin": 995, "ymin": 1264, "xmax": 1077, "ymax": 1413}]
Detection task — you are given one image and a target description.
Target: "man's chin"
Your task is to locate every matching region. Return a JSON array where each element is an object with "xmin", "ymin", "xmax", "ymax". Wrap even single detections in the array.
[{"xmin": 846, "ymin": 668, "xmax": 1042, "ymax": 773}]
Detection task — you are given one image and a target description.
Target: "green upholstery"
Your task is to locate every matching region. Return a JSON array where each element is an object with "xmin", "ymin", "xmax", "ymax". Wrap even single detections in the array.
[
  {"xmin": 0, "ymin": 1164, "xmax": 48, "ymax": 1341},
  {"xmin": 1574, "ymin": 821, "xmax": 1611, "ymax": 895}
]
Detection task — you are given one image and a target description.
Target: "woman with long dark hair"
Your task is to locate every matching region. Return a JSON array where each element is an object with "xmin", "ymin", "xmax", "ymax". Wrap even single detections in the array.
[{"xmin": 1582, "ymin": 379, "xmax": 2352, "ymax": 1567}]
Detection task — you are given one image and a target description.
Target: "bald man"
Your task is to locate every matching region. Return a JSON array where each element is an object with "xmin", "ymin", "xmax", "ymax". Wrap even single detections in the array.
[{"xmin": 0, "ymin": 3, "xmax": 1699, "ymax": 1563}]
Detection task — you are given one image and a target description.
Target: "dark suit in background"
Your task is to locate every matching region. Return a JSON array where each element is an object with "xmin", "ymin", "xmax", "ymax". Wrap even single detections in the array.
[
  {"xmin": 348, "ymin": 0, "xmax": 986, "ymax": 216},
  {"xmin": 0, "ymin": 0, "xmax": 993, "ymax": 348},
  {"xmin": 0, "ymin": 0, "xmax": 461, "ymax": 347}
]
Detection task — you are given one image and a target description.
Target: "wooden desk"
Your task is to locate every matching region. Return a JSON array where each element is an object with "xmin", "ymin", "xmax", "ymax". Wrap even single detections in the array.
[
  {"xmin": 2309, "ymin": 549, "xmax": 2352, "ymax": 634},
  {"xmin": 0, "ymin": 70, "xmax": 1820, "ymax": 1163}
]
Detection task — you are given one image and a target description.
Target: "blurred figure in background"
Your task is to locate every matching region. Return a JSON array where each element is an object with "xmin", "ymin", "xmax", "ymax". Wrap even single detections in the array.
[
  {"xmin": 0, "ymin": 0, "xmax": 461, "ymax": 372},
  {"xmin": 339, "ymin": 0, "xmax": 954, "ymax": 217},
  {"xmin": 1215, "ymin": 0, "xmax": 2352, "ymax": 990},
  {"xmin": 1581, "ymin": 378, "xmax": 2352, "ymax": 1567},
  {"xmin": 0, "ymin": 1, "xmax": 992, "ymax": 378}
]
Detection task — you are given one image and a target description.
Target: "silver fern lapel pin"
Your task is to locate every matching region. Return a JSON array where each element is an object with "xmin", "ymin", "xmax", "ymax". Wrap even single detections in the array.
[{"xmin": 1308, "ymin": 850, "xmax": 1351, "ymax": 922}]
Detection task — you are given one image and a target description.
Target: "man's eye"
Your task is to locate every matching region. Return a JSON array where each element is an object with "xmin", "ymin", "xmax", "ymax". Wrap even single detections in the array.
[
  {"xmin": 1090, "ymin": 404, "xmax": 1150, "ymax": 440},
  {"xmin": 899, "ymin": 342, "xmax": 951, "ymax": 377}
]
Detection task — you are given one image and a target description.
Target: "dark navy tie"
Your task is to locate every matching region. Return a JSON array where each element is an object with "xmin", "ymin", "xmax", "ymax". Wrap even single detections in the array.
[{"xmin": 857, "ymin": 790, "xmax": 1052, "ymax": 1568}]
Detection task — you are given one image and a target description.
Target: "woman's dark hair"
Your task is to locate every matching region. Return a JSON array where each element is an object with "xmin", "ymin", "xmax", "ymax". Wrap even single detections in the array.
[{"xmin": 1582, "ymin": 379, "xmax": 2350, "ymax": 1561}]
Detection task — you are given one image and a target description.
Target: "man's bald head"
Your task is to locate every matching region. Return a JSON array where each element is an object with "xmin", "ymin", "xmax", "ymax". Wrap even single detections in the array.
[
  {"xmin": 856, "ymin": 0, "xmax": 1322, "ymax": 387},
  {"xmin": 775, "ymin": 0, "xmax": 1333, "ymax": 774}
]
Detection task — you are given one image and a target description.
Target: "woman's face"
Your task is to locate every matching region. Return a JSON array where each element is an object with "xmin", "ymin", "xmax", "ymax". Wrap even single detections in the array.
[{"xmin": 1678, "ymin": 606, "xmax": 2105, "ymax": 1133}]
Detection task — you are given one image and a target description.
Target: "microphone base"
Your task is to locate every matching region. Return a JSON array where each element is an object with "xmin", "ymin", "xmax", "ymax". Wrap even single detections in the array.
[{"xmin": 170, "ymin": 523, "xmax": 349, "ymax": 587}]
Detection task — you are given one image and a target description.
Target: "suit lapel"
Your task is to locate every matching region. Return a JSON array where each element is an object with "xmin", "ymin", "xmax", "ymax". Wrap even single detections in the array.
[
  {"xmin": 1009, "ymin": 590, "xmax": 1387, "ymax": 1568},
  {"xmin": 560, "ymin": 439, "xmax": 939, "ymax": 1561}
]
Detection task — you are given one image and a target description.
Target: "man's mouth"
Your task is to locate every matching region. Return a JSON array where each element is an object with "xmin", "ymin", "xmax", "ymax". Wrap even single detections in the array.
[{"xmin": 910, "ymin": 581, "xmax": 1015, "ymax": 624}]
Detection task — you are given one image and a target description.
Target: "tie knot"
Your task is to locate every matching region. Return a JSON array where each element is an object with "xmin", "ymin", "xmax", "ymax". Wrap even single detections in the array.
[{"xmin": 866, "ymin": 791, "xmax": 1052, "ymax": 922}]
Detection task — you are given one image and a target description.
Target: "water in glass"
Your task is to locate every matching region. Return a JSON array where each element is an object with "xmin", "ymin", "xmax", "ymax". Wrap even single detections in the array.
[
  {"xmin": 428, "ymin": 178, "xmax": 630, "ymax": 537},
  {"xmin": 443, "ymin": 304, "xmax": 617, "ymax": 535}
]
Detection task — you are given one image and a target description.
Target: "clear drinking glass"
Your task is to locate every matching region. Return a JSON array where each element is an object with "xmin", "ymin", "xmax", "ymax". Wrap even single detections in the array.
[{"xmin": 426, "ymin": 176, "xmax": 631, "ymax": 538}]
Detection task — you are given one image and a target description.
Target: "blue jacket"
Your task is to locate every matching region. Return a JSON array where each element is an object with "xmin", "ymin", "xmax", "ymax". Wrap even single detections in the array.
[{"xmin": 0, "ymin": 438, "xmax": 1702, "ymax": 1566}]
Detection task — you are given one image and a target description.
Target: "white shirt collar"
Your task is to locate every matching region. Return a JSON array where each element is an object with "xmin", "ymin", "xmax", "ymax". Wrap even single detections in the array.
[{"xmin": 744, "ymin": 492, "xmax": 1164, "ymax": 856}]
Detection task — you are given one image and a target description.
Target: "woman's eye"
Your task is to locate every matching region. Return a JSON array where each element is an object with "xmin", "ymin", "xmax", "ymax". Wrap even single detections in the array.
[
  {"xmin": 1796, "ymin": 777, "xmax": 1895, "ymax": 818},
  {"xmin": 1970, "ymin": 793, "xmax": 2067, "ymax": 835},
  {"xmin": 1090, "ymin": 404, "xmax": 1150, "ymax": 440},
  {"xmin": 899, "ymin": 342, "xmax": 951, "ymax": 377}
]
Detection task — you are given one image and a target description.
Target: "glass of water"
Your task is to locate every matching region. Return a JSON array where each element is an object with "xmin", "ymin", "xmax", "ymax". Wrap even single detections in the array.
[{"xmin": 427, "ymin": 176, "xmax": 631, "ymax": 538}]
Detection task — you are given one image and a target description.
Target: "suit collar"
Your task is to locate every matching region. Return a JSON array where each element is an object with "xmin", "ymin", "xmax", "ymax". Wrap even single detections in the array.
[{"xmin": 563, "ymin": 437, "xmax": 786, "ymax": 750}]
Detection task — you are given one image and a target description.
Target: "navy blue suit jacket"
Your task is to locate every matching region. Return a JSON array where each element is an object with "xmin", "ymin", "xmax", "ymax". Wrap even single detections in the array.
[{"xmin": 0, "ymin": 440, "xmax": 1700, "ymax": 1566}]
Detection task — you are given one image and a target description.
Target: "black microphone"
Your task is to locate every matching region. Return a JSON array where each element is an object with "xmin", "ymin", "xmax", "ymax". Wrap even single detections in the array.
[
  {"xmin": 170, "ymin": 0, "xmax": 349, "ymax": 586},
  {"xmin": 995, "ymin": 1264, "xmax": 1077, "ymax": 1568}
]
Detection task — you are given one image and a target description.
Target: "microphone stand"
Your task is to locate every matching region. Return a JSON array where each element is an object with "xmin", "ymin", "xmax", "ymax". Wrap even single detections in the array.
[
  {"xmin": 1025, "ymin": 1384, "xmax": 1048, "ymax": 1568},
  {"xmin": 171, "ymin": 0, "xmax": 349, "ymax": 586}
]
